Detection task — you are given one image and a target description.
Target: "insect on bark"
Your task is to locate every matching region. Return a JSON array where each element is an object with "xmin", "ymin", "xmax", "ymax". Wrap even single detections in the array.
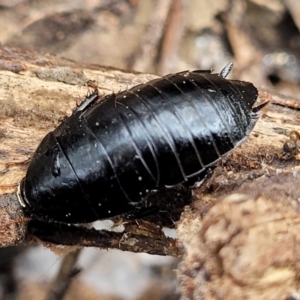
[{"xmin": 17, "ymin": 63, "xmax": 267, "ymax": 223}]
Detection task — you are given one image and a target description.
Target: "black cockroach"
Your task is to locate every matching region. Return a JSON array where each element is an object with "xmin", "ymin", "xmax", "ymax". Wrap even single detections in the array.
[{"xmin": 17, "ymin": 63, "xmax": 266, "ymax": 224}]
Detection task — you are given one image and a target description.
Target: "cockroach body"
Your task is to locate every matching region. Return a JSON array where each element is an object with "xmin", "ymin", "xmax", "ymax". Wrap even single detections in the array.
[{"xmin": 18, "ymin": 63, "xmax": 265, "ymax": 223}]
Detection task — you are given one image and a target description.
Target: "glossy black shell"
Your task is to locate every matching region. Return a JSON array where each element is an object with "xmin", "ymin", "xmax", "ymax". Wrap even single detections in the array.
[{"xmin": 19, "ymin": 65, "xmax": 260, "ymax": 223}]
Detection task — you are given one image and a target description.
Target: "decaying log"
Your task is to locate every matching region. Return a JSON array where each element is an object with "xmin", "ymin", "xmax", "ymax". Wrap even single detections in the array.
[
  {"xmin": 176, "ymin": 94, "xmax": 300, "ymax": 298},
  {"xmin": 178, "ymin": 193, "xmax": 300, "ymax": 299},
  {"xmin": 1, "ymin": 44, "xmax": 300, "ymax": 298}
]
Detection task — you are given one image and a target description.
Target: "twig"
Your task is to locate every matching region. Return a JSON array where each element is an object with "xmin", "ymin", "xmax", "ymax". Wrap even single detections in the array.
[
  {"xmin": 131, "ymin": 0, "xmax": 173, "ymax": 72},
  {"xmin": 260, "ymin": 89, "xmax": 300, "ymax": 109},
  {"xmin": 284, "ymin": 0, "xmax": 300, "ymax": 33},
  {"xmin": 27, "ymin": 220, "xmax": 180, "ymax": 257},
  {"xmin": 157, "ymin": 0, "xmax": 184, "ymax": 75},
  {"xmin": 45, "ymin": 249, "xmax": 82, "ymax": 300}
]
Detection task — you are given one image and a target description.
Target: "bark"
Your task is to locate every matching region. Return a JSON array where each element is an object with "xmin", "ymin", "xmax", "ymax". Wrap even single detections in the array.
[{"xmin": 176, "ymin": 93, "xmax": 300, "ymax": 298}]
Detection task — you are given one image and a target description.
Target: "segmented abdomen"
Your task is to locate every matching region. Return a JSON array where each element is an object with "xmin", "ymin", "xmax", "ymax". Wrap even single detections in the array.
[
  {"xmin": 21, "ymin": 68, "xmax": 259, "ymax": 223},
  {"xmin": 63, "ymin": 72, "xmax": 255, "ymax": 204}
]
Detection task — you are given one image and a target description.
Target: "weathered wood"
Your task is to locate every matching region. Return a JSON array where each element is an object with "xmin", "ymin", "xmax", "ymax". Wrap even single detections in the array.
[{"xmin": 176, "ymin": 94, "xmax": 300, "ymax": 298}]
